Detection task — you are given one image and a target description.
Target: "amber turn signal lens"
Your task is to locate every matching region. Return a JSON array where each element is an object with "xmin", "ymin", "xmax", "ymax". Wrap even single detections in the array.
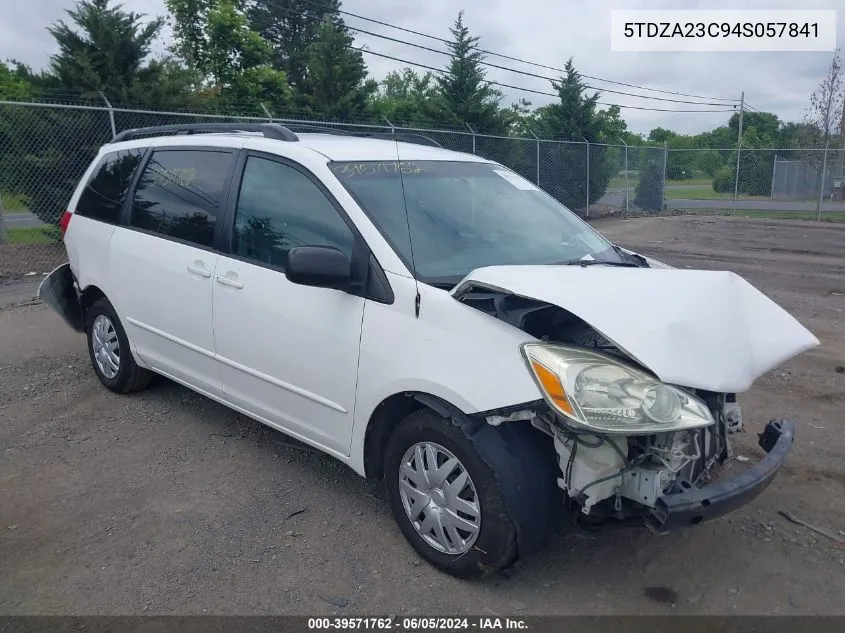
[{"xmin": 530, "ymin": 360, "xmax": 575, "ymax": 416}]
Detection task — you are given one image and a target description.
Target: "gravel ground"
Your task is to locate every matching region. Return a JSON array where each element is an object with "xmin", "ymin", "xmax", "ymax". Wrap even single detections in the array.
[{"xmin": 1, "ymin": 216, "xmax": 843, "ymax": 616}]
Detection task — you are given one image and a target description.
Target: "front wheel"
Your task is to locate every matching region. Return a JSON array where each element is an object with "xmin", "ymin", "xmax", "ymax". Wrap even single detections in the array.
[{"xmin": 384, "ymin": 408, "xmax": 560, "ymax": 578}]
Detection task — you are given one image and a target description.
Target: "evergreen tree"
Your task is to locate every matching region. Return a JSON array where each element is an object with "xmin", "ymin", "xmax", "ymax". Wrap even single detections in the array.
[
  {"xmin": 299, "ymin": 20, "xmax": 377, "ymax": 119},
  {"xmin": 533, "ymin": 59, "xmax": 622, "ymax": 210},
  {"xmin": 634, "ymin": 158, "xmax": 664, "ymax": 212},
  {"xmin": 50, "ymin": 0, "xmax": 193, "ymax": 108},
  {"xmin": 436, "ymin": 12, "xmax": 511, "ymax": 134}
]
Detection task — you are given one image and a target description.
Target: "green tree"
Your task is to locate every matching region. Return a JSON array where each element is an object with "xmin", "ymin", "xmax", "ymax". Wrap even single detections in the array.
[
  {"xmin": 49, "ymin": 0, "xmax": 194, "ymax": 108},
  {"xmin": 664, "ymin": 135, "xmax": 699, "ymax": 180},
  {"xmin": 298, "ymin": 20, "xmax": 377, "ymax": 119},
  {"xmin": 695, "ymin": 150, "xmax": 724, "ymax": 177},
  {"xmin": 730, "ymin": 111, "xmax": 781, "ymax": 143},
  {"xmin": 0, "ymin": 61, "xmax": 33, "ymax": 100},
  {"xmin": 167, "ymin": 0, "xmax": 290, "ymax": 112},
  {"xmin": 370, "ymin": 68, "xmax": 440, "ymax": 125},
  {"xmin": 533, "ymin": 59, "xmax": 620, "ymax": 210},
  {"xmin": 634, "ymin": 158, "xmax": 664, "ymax": 212},
  {"xmin": 646, "ymin": 127, "xmax": 677, "ymax": 144},
  {"xmin": 247, "ymin": 0, "xmax": 340, "ymax": 96},
  {"xmin": 435, "ymin": 12, "xmax": 512, "ymax": 134}
]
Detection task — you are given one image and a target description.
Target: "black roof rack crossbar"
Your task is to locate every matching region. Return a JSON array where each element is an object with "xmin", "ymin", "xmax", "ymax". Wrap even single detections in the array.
[{"xmin": 110, "ymin": 122, "xmax": 299, "ymax": 144}]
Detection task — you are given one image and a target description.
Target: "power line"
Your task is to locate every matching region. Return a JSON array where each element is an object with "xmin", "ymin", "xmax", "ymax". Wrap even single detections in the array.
[
  {"xmin": 294, "ymin": 0, "xmax": 741, "ymax": 103},
  {"xmin": 354, "ymin": 46, "xmax": 737, "ymax": 113},
  {"xmin": 343, "ymin": 21, "xmax": 729, "ymax": 106},
  {"xmin": 256, "ymin": 1, "xmax": 736, "ymax": 113}
]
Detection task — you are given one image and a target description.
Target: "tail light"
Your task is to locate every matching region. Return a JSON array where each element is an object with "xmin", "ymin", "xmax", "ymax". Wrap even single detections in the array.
[{"xmin": 59, "ymin": 210, "xmax": 72, "ymax": 239}]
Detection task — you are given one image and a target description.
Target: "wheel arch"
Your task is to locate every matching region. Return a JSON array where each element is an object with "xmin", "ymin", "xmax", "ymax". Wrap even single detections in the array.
[
  {"xmin": 363, "ymin": 391, "xmax": 467, "ymax": 481},
  {"xmin": 80, "ymin": 284, "xmax": 107, "ymax": 320}
]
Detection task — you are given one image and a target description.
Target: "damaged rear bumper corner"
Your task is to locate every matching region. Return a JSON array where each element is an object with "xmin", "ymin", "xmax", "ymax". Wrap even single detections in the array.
[
  {"xmin": 38, "ymin": 263, "xmax": 84, "ymax": 332},
  {"xmin": 648, "ymin": 419, "xmax": 795, "ymax": 532}
]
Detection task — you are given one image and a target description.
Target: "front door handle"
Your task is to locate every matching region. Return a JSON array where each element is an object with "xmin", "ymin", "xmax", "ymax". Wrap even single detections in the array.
[
  {"xmin": 187, "ymin": 262, "xmax": 212, "ymax": 278},
  {"xmin": 216, "ymin": 273, "xmax": 244, "ymax": 289}
]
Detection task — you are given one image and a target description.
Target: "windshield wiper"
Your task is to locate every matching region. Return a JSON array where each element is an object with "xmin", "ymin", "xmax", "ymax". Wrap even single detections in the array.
[
  {"xmin": 556, "ymin": 258, "xmax": 641, "ymax": 268},
  {"xmin": 612, "ymin": 244, "xmax": 649, "ymax": 267}
]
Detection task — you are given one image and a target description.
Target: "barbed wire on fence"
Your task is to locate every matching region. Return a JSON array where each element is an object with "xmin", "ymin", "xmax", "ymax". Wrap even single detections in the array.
[{"xmin": 1, "ymin": 99, "xmax": 843, "ymax": 278}]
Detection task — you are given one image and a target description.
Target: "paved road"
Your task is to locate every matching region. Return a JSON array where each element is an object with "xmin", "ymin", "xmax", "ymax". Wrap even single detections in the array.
[
  {"xmin": 597, "ymin": 191, "xmax": 845, "ymax": 213},
  {"xmin": 2, "ymin": 212, "xmax": 44, "ymax": 228}
]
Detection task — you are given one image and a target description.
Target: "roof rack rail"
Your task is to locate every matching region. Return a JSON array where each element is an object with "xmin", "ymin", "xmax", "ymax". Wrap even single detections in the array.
[
  {"xmin": 108, "ymin": 121, "xmax": 444, "ymax": 149},
  {"xmin": 110, "ymin": 122, "xmax": 299, "ymax": 144},
  {"xmin": 279, "ymin": 123, "xmax": 443, "ymax": 148},
  {"xmin": 283, "ymin": 123, "xmax": 358, "ymax": 136}
]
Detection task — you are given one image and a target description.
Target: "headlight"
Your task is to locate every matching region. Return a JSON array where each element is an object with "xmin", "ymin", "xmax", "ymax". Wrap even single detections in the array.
[{"xmin": 521, "ymin": 343, "xmax": 714, "ymax": 434}]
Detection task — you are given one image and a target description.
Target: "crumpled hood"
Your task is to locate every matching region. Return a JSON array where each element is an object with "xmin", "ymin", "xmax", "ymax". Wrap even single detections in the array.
[{"xmin": 452, "ymin": 265, "xmax": 820, "ymax": 393}]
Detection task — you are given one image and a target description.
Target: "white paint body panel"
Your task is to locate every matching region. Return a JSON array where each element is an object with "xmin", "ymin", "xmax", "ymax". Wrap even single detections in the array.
[
  {"xmin": 108, "ymin": 228, "xmax": 222, "ymax": 396},
  {"xmin": 347, "ymin": 271, "xmax": 542, "ymax": 475},
  {"xmin": 211, "ymin": 255, "xmax": 364, "ymax": 456},
  {"xmin": 454, "ymin": 265, "xmax": 820, "ymax": 393}
]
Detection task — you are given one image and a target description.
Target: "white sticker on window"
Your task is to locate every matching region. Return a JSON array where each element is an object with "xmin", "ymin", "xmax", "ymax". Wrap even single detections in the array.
[{"xmin": 493, "ymin": 169, "xmax": 539, "ymax": 191}]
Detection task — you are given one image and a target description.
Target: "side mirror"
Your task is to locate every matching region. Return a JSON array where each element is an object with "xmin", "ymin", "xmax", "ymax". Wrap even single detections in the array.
[{"xmin": 285, "ymin": 246, "xmax": 351, "ymax": 290}]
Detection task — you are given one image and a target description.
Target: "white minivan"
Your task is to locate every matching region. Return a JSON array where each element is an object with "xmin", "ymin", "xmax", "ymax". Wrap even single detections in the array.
[{"xmin": 40, "ymin": 122, "xmax": 819, "ymax": 578}]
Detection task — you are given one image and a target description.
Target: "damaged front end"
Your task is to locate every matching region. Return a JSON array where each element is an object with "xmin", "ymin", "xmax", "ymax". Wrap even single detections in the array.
[
  {"xmin": 528, "ymin": 400, "xmax": 794, "ymax": 531},
  {"xmin": 457, "ymin": 276, "xmax": 808, "ymax": 531}
]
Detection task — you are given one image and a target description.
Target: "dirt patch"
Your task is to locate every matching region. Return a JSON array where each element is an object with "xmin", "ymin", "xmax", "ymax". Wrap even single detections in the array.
[
  {"xmin": 1, "ymin": 216, "xmax": 844, "ymax": 616},
  {"xmin": 0, "ymin": 243, "xmax": 66, "ymax": 280}
]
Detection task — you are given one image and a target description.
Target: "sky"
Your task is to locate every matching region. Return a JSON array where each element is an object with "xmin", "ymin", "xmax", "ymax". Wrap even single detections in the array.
[{"xmin": 1, "ymin": 0, "xmax": 843, "ymax": 136}]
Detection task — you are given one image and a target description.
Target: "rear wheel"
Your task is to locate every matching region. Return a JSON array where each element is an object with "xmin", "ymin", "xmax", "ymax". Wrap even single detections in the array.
[
  {"xmin": 386, "ymin": 408, "xmax": 557, "ymax": 578},
  {"xmin": 85, "ymin": 298, "xmax": 152, "ymax": 394}
]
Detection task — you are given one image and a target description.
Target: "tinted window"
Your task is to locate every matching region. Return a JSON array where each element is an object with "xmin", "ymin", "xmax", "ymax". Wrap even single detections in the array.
[
  {"xmin": 76, "ymin": 149, "xmax": 144, "ymax": 223},
  {"xmin": 232, "ymin": 156, "xmax": 354, "ymax": 269},
  {"xmin": 130, "ymin": 150, "xmax": 233, "ymax": 248}
]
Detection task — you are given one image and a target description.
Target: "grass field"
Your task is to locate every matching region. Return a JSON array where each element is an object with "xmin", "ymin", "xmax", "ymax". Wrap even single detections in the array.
[
  {"xmin": 0, "ymin": 192, "xmax": 29, "ymax": 212},
  {"xmin": 3, "ymin": 226, "xmax": 61, "ymax": 245},
  {"xmin": 666, "ymin": 178, "xmax": 712, "ymax": 186}
]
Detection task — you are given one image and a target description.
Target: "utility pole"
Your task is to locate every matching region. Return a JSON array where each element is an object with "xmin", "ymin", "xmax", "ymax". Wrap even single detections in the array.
[{"xmin": 732, "ymin": 91, "xmax": 745, "ymax": 215}]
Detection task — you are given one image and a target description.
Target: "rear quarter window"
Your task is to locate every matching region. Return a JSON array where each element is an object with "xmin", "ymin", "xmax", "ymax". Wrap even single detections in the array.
[
  {"xmin": 129, "ymin": 149, "xmax": 234, "ymax": 249},
  {"xmin": 75, "ymin": 148, "xmax": 145, "ymax": 224}
]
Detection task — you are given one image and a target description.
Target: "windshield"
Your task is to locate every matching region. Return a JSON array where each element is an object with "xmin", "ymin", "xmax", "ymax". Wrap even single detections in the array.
[{"xmin": 331, "ymin": 160, "xmax": 623, "ymax": 284}]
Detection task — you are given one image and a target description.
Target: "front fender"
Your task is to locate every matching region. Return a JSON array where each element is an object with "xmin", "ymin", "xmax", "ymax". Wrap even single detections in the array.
[{"xmin": 348, "ymin": 273, "xmax": 542, "ymax": 475}]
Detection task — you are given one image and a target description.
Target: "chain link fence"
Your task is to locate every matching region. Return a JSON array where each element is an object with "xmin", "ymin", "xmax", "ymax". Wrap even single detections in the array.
[
  {"xmin": 2, "ymin": 99, "xmax": 843, "ymax": 278},
  {"xmin": 663, "ymin": 146, "xmax": 845, "ymax": 221}
]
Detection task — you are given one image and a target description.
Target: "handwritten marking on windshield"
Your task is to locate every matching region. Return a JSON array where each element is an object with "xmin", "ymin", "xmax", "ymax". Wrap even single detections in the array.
[{"xmin": 333, "ymin": 162, "xmax": 426, "ymax": 178}]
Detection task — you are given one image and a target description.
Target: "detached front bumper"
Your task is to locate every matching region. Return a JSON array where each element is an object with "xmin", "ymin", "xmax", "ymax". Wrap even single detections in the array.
[{"xmin": 648, "ymin": 419, "xmax": 795, "ymax": 532}]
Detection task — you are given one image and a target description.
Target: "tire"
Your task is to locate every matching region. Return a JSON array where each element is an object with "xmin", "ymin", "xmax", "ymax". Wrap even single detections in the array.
[
  {"xmin": 85, "ymin": 297, "xmax": 153, "ymax": 394},
  {"xmin": 384, "ymin": 408, "xmax": 561, "ymax": 579}
]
